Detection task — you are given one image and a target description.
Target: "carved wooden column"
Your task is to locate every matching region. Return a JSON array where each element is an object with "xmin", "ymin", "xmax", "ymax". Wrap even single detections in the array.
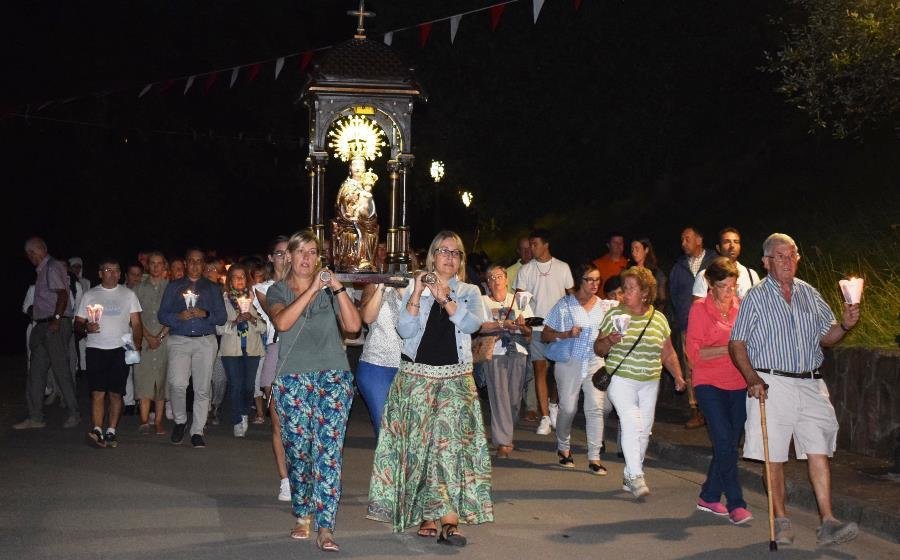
[{"xmin": 307, "ymin": 151, "xmax": 329, "ymax": 263}]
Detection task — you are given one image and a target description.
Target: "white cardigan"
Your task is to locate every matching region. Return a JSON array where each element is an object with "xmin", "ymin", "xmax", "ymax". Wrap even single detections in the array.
[{"xmin": 216, "ymin": 294, "xmax": 267, "ymax": 357}]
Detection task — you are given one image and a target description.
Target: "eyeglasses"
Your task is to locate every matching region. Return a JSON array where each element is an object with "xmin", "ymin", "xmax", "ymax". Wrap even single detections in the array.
[
  {"xmin": 487, "ymin": 274, "xmax": 506, "ymax": 281},
  {"xmin": 271, "ymin": 250, "xmax": 286, "ymax": 258},
  {"xmin": 765, "ymin": 252, "xmax": 800, "ymax": 263},
  {"xmin": 434, "ymin": 247, "xmax": 463, "ymax": 259},
  {"xmin": 101, "ymin": 267, "xmax": 121, "ymax": 273},
  {"xmin": 582, "ymin": 277, "xmax": 601, "ymax": 283}
]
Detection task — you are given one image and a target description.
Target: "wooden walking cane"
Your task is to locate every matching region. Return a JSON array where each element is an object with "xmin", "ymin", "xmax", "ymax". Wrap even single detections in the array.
[{"xmin": 759, "ymin": 385, "xmax": 777, "ymax": 551}]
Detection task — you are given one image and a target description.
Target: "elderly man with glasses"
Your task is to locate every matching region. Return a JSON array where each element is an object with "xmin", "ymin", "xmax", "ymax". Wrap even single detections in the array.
[{"xmin": 729, "ymin": 233, "xmax": 861, "ymax": 546}]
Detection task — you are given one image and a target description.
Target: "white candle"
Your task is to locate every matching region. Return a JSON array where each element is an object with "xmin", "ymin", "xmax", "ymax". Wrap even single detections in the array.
[
  {"xmin": 237, "ymin": 296, "xmax": 251, "ymax": 313},
  {"xmin": 86, "ymin": 304, "xmax": 104, "ymax": 323},
  {"xmin": 838, "ymin": 277, "xmax": 864, "ymax": 304},
  {"xmin": 183, "ymin": 290, "xmax": 197, "ymax": 308}
]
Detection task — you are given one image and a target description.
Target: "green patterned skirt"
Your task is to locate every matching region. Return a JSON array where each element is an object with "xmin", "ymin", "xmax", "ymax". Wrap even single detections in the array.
[{"xmin": 366, "ymin": 360, "xmax": 494, "ymax": 532}]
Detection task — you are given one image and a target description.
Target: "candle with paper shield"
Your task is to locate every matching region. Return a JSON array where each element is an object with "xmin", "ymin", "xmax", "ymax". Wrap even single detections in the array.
[
  {"xmin": 612, "ymin": 313, "xmax": 632, "ymax": 335},
  {"xmin": 86, "ymin": 304, "xmax": 104, "ymax": 324},
  {"xmin": 514, "ymin": 291, "xmax": 533, "ymax": 311},
  {"xmin": 236, "ymin": 296, "xmax": 252, "ymax": 313},
  {"xmin": 838, "ymin": 277, "xmax": 864, "ymax": 305},
  {"xmin": 183, "ymin": 290, "xmax": 197, "ymax": 308}
]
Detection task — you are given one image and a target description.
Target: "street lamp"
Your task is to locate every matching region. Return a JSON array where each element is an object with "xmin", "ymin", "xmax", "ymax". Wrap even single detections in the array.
[{"xmin": 430, "ymin": 160, "xmax": 445, "ymax": 183}]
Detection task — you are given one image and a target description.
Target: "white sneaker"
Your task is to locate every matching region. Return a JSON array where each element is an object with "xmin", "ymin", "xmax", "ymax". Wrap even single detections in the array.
[
  {"xmin": 233, "ymin": 423, "xmax": 246, "ymax": 438},
  {"xmin": 536, "ymin": 416, "xmax": 552, "ymax": 435},
  {"xmin": 278, "ymin": 477, "xmax": 291, "ymax": 501},
  {"xmin": 622, "ymin": 474, "xmax": 650, "ymax": 498},
  {"xmin": 548, "ymin": 403, "xmax": 559, "ymax": 430}
]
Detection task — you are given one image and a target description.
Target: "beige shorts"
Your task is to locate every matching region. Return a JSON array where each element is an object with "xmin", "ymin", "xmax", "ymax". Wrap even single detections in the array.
[{"xmin": 743, "ymin": 371, "xmax": 838, "ymax": 463}]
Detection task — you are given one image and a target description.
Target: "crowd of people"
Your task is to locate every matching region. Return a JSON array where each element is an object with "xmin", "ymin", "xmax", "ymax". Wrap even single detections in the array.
[{"xmin": 15, "ymin": 224, "xmax": 862, "ymax": 549}]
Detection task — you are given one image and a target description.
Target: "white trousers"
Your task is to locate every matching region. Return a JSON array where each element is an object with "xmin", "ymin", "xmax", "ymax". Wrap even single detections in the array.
[
  {"xmin": 554, "ymin": 359, "xmax": 606, "ymax": 460},
  {"xmin": 607, "ymin": 375, "xmax": 659, "ymax": 478}
]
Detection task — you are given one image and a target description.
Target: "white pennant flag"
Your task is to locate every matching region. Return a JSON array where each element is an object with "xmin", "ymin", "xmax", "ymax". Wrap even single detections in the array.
[
  {"xmin": 138, "ymin": 83, "xmax": 153, "ymax": 98},
  {"xmin": 450, "ymin": 15, "xmax": 461, "ymax": 44},
  {"xmin": 183, "ymin": 75, "xmax": 195, "ymax": 94},
  {"xmin": 533, "ymin": 0, "xmax": 545, "ymax": 23},
  {"xmin": 230, "ymin": 67, "xmax": 240, "ymax": 88},
  {"xmin": 384, "ymin": 31, "xmax": 393, "ymax": 46},
  {"xmin": 274, "ymin": 57, "xmax": 285, "ymax": 79}
]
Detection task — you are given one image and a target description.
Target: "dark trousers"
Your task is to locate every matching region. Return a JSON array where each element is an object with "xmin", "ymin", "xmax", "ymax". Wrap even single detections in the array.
[
  {"xmin": 27, "ymin": 320, "xmax": 78, "ymax": 422},
  {"xmin": 222, "ymin": 354, "xmax": 260, "ymax": 426},
  {"xmin": 695, "ymin": 384, "xmax": 747, "ymax": 511}
]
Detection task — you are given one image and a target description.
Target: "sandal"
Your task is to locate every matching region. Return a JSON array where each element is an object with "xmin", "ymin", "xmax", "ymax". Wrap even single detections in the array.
[
  {"xmin": 438, "ymin": 524, "xmax": 467, "ymax": 547},
  {"xmin": 417, "ymin": 520, "xmax": 438, "ymax": 538},
  {"xmin": 588, "ymin": 461, "xmax": 608, "ymax": 476},
  {"xmin": 558, "ymin": 451, "xmax": 575, "ymax": 469},
  {"xmin": 290, "ymin": 516, "xmax": 311, "ymax": 540},
  {"xmin": 316, "ymin": 531, "xmax": 340, "ymax": 552}
]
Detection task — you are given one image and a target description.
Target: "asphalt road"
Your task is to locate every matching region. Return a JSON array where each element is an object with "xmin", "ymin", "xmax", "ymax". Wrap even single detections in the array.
[{"xmin": 1, "ymin": 368, "xmax": 897, "ymax": 559}]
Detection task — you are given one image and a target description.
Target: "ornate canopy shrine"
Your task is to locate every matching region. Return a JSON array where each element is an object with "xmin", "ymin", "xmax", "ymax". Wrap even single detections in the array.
[{"xmin": 299, "ymin": 4, "xmax": 425, "ymax": 273}]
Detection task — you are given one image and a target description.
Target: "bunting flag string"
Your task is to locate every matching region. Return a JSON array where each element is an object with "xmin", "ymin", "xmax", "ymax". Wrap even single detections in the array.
[
  {"xmin": 533, "ymin": 0, "xmax": 545, "ymax": 23},
  {"xmin": 419, "ymin": 23, "xmax": 433, "ymax": 49},
  {"xmin": 12, "ymin": 0, "xmax": 583, "ymax": 116},
  {"xmin": 490, "ymin": 5, "xmax": 507, "ymax": 31}
]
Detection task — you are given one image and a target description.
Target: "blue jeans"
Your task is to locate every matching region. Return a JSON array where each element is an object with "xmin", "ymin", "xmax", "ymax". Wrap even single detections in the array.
[
  {"xmin": 355, "ymin": 360, "xmax": 397, "ymax": 437},
  {"xmin": 695, "ymin": 384, "xmax": 747, "ymax": 511},
  {"xmin": 221, "ymin": 354, "xmax": 260, "ymax": 426}
]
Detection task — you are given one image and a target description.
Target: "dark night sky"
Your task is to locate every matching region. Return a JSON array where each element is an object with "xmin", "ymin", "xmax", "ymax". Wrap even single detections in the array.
[{"xmin": 2, "ymin": 1, "xmax": 898, "ymax": 353}]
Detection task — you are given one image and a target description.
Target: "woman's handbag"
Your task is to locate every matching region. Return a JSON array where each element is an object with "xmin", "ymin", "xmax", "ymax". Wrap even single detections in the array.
[
  {"xmin": 591, "ymin": 310, "xmax": 655, "ymax": 391},
  {"xmin": 472, "ymin": 334, "xmax": 498, "ymax": 363}
]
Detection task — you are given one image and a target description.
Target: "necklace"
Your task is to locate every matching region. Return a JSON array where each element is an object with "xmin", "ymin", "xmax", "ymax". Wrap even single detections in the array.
[{"xmin": 535, "ymin": 259, "xmax": 552, "ymax": 277}]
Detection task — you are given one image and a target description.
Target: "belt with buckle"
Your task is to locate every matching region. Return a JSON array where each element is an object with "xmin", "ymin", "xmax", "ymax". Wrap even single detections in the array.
[
  {"xmin": 34, "ymin": 316, "xmax": 72, "ymax": 324},
  {"xmin": 758, "ymin": 368, "xmax": 822, "ymax": 380}
]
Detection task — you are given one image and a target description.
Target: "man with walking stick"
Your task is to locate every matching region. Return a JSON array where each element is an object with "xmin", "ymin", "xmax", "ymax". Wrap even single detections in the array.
[{"xmin": 728, "ymin": 233, "xmax": 860, "ymax": 547}]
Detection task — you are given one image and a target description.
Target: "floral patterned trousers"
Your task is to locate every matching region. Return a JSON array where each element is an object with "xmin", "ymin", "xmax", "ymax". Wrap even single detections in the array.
[{"xmin": 273, "ymin": 369, "xmax": 354, "ymax": 531}]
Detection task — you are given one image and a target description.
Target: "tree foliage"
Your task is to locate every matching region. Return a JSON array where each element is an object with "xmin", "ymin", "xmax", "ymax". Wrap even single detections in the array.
[{"xmin": 765, "ymin": 0, "xmax": 900, "ymax": 139}]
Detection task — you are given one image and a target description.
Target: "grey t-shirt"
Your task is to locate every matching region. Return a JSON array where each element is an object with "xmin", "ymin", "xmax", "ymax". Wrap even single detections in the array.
[{"xmin": 266, "ymin": 281, "xmax": 350, "ymax": 375}]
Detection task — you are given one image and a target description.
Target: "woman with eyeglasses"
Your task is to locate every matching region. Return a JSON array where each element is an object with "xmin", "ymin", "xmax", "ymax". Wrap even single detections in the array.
[
  {"xmin": 542, "ymin": 263, "xmax": 612, "ymax": 475},
  {"xmin": 367, "ymin": 230, "xmax": 492, "ymax": 547},
  {"xmin": 686, "ymin": 257, "xmax": 752, "ymax": 524},
  {"xmin": 594, "ymin": 266, "xmax": 686, "ymax": 498},
  {"xmin": 479, "ymin": 265, "xmax": 534, "ymax": 459},
  {"xmin": 253, "ymin": 235, "xmax": 292, "ymax": 501},
  {"xmin": 267, "ymin": 230, "xmax": 361, "ymax": 552}
]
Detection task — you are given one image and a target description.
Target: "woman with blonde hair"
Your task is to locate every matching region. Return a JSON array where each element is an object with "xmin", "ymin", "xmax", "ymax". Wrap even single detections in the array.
[
  {"xmin": 267, "ymin": 230, "xmax": 361, "ymax": 552},
  {"xmin": 367, "ymin": 230, "xmax": 492, "ymax": 547},
  {"xmin": 594, "ymin": 266, "xmax": 686, "ymax": 498}
]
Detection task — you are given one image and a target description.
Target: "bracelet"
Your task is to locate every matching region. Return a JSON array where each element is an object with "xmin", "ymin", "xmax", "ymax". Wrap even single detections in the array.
[
  {"xmin": 408, "ymin": 301, "xmax": 421, "ymax": 309},
  {"xmin": 839, "ymin": 323, "xmax": 851, "ymax": 332},
  {"xmin": 333, "ymin": 287, "xmax": 347, "ymax": 295}
]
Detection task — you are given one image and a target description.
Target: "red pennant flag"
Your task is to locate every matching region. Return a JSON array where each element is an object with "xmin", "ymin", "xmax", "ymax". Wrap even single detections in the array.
[
  {"xmin": 419, "ymin": 22, "xmax": 432, "ymax": 48},
  {"xmin": 202, "ymin": 72, "xmax": 218, "ymax": 94},
  {"xmin": 247, "ymin": 63, "xmax": 261, "ymax": 83},
  {"xmin": 158, "ymin": 79, "xmax": 176, "ymax": 95},
  {"xmin": 490, "ymin": 5, "xmax": 506, "ymax": 31},
  {"xmin": 299, "ymin": 51, "xmax": 314, "ymax": 73},
  {"xmin": 574, "ymin": 0, "xmax": 583, "ymax": 10}
]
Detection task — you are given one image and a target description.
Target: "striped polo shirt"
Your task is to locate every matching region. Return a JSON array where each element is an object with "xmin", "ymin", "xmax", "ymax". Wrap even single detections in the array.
[
  {"xmin": 730, "ymin": 276, "xmax": 835, "ymax": 373},
  {"xmin": 599, "ymin": 306, "xmax": 670, "ymax": 382}
]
